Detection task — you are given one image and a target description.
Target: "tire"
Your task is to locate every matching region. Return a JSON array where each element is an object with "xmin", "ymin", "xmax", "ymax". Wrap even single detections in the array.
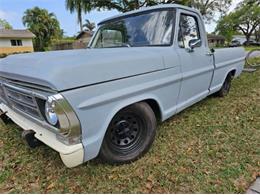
[
  {"xmin": 216, "ymin": 74, "xmax": 232, "ymax": 97},
  {"xmin": 99, "ymin": 102, "xmax": 157, "ymax": 164}
]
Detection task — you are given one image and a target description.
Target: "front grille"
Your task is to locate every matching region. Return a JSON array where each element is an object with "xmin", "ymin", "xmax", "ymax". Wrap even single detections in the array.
[
  {"xmin": 0, "ymin": 82, "xmax": 7, "ymax": 103},
  {"xmin": 2, "ymin": 84, "xmax": 43, "ymax": 120}
]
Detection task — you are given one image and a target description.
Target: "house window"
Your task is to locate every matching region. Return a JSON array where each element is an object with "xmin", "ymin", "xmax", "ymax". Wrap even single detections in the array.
[
  {"xmin": 17, "ymin": 40, "xmax": 22, "ymax": 46},
  {"xmin": 10, "ymin": 40, "xmax": 23, "ymax": 46}
]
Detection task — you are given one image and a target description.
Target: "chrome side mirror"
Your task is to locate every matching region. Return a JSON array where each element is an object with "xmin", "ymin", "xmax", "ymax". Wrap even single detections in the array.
[{"xmin": 186, "ymin": 39, "xmax": 202, "ymax": 53}]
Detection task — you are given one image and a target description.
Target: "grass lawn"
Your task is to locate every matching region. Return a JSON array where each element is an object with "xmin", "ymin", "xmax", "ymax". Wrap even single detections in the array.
[
  {"xmin": 244, "ymin": 46, "xmax": 260, "ymax": 51},
  {"xmin": 0, "ymin": 70, "xmax": 259, "ymax": 193}
]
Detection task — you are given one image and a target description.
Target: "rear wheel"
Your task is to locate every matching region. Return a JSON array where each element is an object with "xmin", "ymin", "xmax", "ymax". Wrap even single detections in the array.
[
  {"xmin": 99, "ymin": 102, "xmax": 156, "ymax": 164},
  {"xmin": 216, "ymin": 74, "xmax": 232, "ymax": 97}
]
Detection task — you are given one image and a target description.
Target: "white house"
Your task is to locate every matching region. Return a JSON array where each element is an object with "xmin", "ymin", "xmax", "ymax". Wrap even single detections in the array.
[{"xmin": 0, "ymin": 29, "xmax": 35, "ymax": 54}]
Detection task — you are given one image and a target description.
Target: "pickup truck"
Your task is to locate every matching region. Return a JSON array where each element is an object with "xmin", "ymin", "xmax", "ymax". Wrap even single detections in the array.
[{"xmin": 0, "ymin": 4, "xmax": 245, "ymax": 168}]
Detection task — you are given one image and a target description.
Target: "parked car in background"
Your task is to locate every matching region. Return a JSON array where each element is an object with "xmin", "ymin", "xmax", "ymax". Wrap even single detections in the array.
[
  {"xmin": 229, "ymin": 40, "xmax": 241, "ymax": 47},
  {"xmin": 243, "ymin": 40, "xmax": 260, "ymax": 46},
  {"xmin": 0, "ymin": 4, "xmax": 246, "ymax": 168}
]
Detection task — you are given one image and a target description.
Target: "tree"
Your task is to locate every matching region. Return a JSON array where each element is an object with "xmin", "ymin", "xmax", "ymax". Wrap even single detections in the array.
[
  {"xmin": 233, "ymin": 0, "xmax": 260, "ymax": 43},
  {"xmin": 83, "ymin": 19, "xmax": 95, "ymax": 32},
  {"xmin": 93, "ymin": 0, "xmax": 187, "ymax": 12},
  {"xmin": 93, "ymin": 0, "xmax": 231, "ymax": 21},
  {"xmin": 244, "ymin": 0, "xmax": 260, "ymax": 6},
  {"xmin": 215, "ymin": 15, "xmax": 235, "ymax": 43},
  {"xmin": 23, "ymin": 7, "xmax": 62, "ymax": 51},
  {"xmin": 0, "ymin": 18, "xmax": 12, "ymax": 29},
  {"xmin": 255, "ymin": 26, "xmax": 260, "ymax": 42},
  {"xmin": 215, "ymin": 0, "xmax": 260, "ymax": 43},
  {"xmin": 65, "ymin": 0, "xmax": 92, "ymax": 32},
  {"xmin": 188, "ymin": 0, "xmax": 232, "ymax": 21}
]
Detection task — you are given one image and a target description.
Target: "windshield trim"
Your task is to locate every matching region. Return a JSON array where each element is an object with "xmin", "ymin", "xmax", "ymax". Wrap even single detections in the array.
[{"xmin": 89, "ymin": 8, "xmax": 176, "ymax": 49}]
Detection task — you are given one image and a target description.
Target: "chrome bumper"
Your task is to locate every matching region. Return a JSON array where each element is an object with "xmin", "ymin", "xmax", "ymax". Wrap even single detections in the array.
[{"xmin": 0, "ymin": 103, "xmax": 84, "ymax": 168}]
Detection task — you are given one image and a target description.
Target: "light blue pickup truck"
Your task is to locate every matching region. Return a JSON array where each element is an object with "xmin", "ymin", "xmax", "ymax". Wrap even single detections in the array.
[{"xmin": 0, "ymin": 4, "xmax": 245, "ymax": 167}]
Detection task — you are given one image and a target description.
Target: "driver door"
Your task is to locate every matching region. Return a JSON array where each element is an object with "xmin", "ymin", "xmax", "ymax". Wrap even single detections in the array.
[{"xmin": 176, "ymin": 11, "xmax": 214, "ymax": 111}]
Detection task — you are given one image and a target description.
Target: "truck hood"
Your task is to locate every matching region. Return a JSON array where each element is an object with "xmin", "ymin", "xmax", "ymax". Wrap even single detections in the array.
[{"xmin": 0, "ymin": 48, "xmax": 165, "ymax": 91}]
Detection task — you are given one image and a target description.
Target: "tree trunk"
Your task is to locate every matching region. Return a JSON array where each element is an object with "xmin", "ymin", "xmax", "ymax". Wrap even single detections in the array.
[
  {"xmin": 244, "ymin": 33, "xmax": 251, "ymax": 45},
  {"xmin": 255, "ymin": 28, "xmax": 260, "ymax": 42},
  {"xmin": 79, "ymin": 19, "xmax": 83, "ymax": 32},
  {"xmin": 77, "ymin": 7, "xmax": 83, "ymax": 32}
]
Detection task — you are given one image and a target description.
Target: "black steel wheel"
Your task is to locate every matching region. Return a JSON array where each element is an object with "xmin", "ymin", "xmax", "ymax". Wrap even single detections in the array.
[
  {"xmin": 99, "ymin": 102, "xmax": 156, "ymax": 164},
  {"xmin": 216, "ymin": 74, "xmax": 232, "ymax": 97}
]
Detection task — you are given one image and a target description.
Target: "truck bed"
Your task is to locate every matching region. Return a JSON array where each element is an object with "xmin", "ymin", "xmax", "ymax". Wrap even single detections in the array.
[{"xmin": 210, "ymin": 47, "xmax": 246, "ymax": 94}]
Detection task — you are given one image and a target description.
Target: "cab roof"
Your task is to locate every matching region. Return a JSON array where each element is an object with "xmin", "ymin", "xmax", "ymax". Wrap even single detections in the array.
[{"xmin": 98, "ymin": 4, "xmax": 201, "ymax": 25}]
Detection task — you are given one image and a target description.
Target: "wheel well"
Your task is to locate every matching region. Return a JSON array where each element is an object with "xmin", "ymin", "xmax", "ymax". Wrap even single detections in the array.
[
  {"xmin": 229, "ymin": 69, "xmax": 236, "ymax": 77},
  {"xmin": 143, "ymin": 99, "xmax": 162, "ymax": 121}
]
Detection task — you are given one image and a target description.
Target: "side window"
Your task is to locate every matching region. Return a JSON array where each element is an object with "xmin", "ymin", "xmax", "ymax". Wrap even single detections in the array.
[
  {"xmin": 17, "ymin": 40, "xmax": 23, "ymax": 46},
  {"xmin": 178, "ymin": 14, "xmax": 201, "ymax": 49},
  {"xmin": 10, "ymin": 40, "xmax": 23, "ymax": 46},
  {"xmin": 10, "ymin": 40, "xmax": 17, "ymax": 46}
]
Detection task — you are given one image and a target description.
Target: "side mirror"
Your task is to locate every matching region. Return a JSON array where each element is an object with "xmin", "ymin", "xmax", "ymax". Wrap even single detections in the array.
[{"xmin": 186, "ymin": 39, "xmax": 202, "ymax": 52}]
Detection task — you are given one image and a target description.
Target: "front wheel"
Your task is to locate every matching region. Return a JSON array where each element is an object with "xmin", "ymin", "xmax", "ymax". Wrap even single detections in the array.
[
  {"xmin": 216, "ymin": 74, "xmax": 232, "ymax": 97},
  {"xmin": 99, "ymin": 102, "xmax": 157, "ymax": 164}
]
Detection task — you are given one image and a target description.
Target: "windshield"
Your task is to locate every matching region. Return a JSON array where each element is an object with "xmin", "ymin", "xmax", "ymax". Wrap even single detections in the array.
[{"xmin": 91, "ymin": 10, "xmax": 175, "ymax": 48}]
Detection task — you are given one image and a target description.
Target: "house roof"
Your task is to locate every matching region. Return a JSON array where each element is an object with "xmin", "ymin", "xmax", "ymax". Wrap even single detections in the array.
[
  {"xmin": 76, "ymin": 31, "xmax": 93, "ymax": 40},
  {"xmin": 207, "ymin": 34, "xmax": 225, "ymax": 40},
  {"xmin": 0, "ymin": 29, "xmax": 35, "ymax": 38}
]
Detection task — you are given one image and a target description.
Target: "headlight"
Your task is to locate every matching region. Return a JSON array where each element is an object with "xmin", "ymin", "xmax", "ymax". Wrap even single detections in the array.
[
  {"xmin": 44, "ymin": 94, "xmax": 81, "ymax": 145},
  {"xmin": 45, "ymin": 97, "xmax": 58, "ymax": 126}
]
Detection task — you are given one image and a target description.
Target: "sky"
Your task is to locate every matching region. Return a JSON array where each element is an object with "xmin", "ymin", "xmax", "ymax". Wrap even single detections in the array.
[{"xmin": 0, "ymin": 0, "xmax": 243, "ymax": 37}]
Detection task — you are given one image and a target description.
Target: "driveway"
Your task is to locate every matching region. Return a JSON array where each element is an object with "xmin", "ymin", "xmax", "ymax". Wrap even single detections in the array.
[{"xmin": 247, "ymin": 50, "xmax": 260, "ymax": 58}]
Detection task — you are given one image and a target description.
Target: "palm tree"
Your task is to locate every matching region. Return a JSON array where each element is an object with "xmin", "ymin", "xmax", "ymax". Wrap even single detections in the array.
[
  {"xmin": 83, "ymin": 19, "xmax": 95, "ymax": 32},
  {"xmin": 23, "ymin": 7, "xmax": 61, "ymax": 51},
  {"xmin": 65, "ymin": 0, "xmax": 92, "ymax": 32}
]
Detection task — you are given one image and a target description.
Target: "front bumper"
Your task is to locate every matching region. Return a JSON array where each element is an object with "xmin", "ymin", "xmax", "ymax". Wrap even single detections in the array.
[{"xmin": 0, "ymin": 103, "xmax": 84, "ymax": 168}]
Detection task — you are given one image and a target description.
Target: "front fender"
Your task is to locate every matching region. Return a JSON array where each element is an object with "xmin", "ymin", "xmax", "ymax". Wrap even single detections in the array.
[
  {"xmin": 61, "ymin": 67, "xmax": 181, "ymax": 162},
  {"xmin": 80, "ymin": 94, "xmax": 163, "ymax": 162}
]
